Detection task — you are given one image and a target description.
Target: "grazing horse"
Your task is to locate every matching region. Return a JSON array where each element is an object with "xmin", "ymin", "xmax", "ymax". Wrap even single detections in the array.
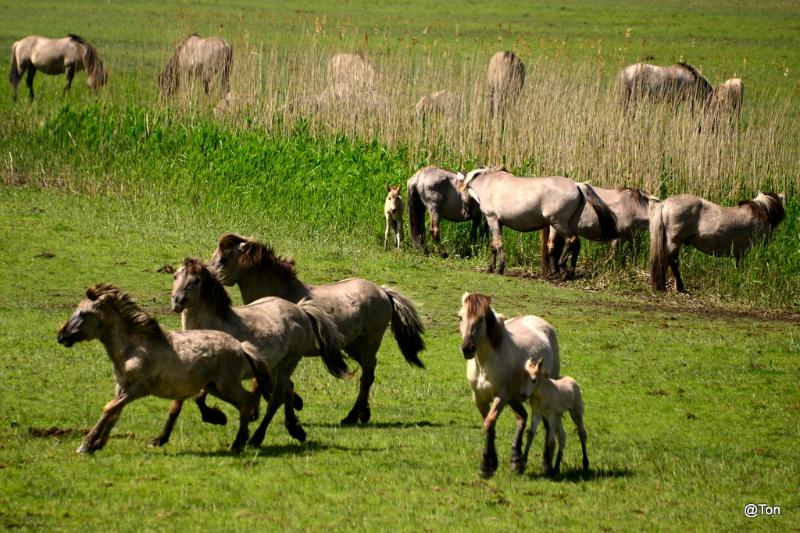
[
  {"xmin": 487, "ymin": 51, "xmax": 525, "ymax": 119},
  {"xmin": 407, "ymin": 165, "xmax": 484, "ymax": 258},
  {"xmin": 159, "ymin": 34, "xmax": 232, "ymax": 97},
  {"xmin": 618, "ymin": 62, "xmax": 712, "ymax": 110},
  {"xmin": 460, "ymin": 168, "xmax": 618, "ymax": 277},
  {"xmin": 650, "ymin": 192, "xmax": 786, "ymax": 292},
  {"xmin": 458, "ymin": 292, "xmax": 560, "ymax": 478},
  {"xmin": 415, "ymin": 89, "xmax": 458, "ymax": 118},
  {"xmin": 208, "ymin": 234, "xmax": 426, "ymax": 425},
  {"xmin": 543, "ymin": 187, "xmax": 660, "ymax": 276},
  {"xmin": 707, "ymin": 78, "xmax": 744, "ymax": 131},
  {"xmin": 524, "ymin": 358, "xmax": 588, "ymax": 475},
  {"xmin": 9, "ymin": 34, "xmax": 107, "ymax": 101},
  {"xmin": 57, "ymin": 284, "xmax": 262, "ymax": 454},
  {"xmin": 169, "ymin": 258, "xmax": 349, "ymax": 447},
  {"xmin": 384, "ymin": 185, "xmax": 404, "ymax": 249}
]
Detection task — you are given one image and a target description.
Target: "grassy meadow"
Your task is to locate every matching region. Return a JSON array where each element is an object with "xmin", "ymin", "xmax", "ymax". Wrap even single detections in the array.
[{"xmin": 1, "ymin": 0, "xmax": 799, "ymax": 530}]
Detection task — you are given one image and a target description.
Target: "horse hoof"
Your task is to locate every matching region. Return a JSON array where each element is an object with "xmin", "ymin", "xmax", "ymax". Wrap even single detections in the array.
[
  {"xmin": 288, "ymin": 425, "xmax": 307, "ymax": 443},
  {"xmin": 149, "ymin": 436, "xmax": 168, "ymax": 447},
  {"xmin": 293, "ymin": 394, "xmax": 304, "ymax": 411},
  {"xmin": 340, "ymin": 412, "xmax": 359, "ymax": 426},
  {"xmin": 479, "ymin": 467, "xmax": 496, "ymax": 479},
  {"xmin": 358, "ymin": 407, "xmax": 371, "ymax": 425},
  {"xmin": 511, "ymin": 460, "xmax": 526, "ymax": 475},
  {"xmin": 230, "ymin": 441, "xmax": 245, "ymax": 454},
  {"xmin": 76, "ymin": 443, "xmax": 89, "ymax": 454},
  {"xmin": 439, "ymin": 251, "xmax": 449, "ymax": 259},
  {"xmin": 202, "ymin": 408, "xmax": 228, "ymax": 426}
]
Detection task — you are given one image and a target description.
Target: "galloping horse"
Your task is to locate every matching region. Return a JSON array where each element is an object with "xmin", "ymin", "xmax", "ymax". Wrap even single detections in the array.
[
  {"xmin": 57, "ymin": 284, "xmax": 262, "ymax": 453},
  {"xmin": 9, "ymin": 34, "xmax": 107, "ymax": 100},
  {"xmin": 650, "ymin": 192, "xmax": 786, "ymax": 292},
  {"xmin": 159, "ymin": 34, "xmax": 232, "ymax": 97},
  {"xmin": 458, "ymin": 292, "xmax": 560, "ymax": 478},
  {"xmin": 618, "ymin": 62, "xmax": 712, "ymax": 110},
  {"xmin": 542, "ymin": 187, "xmax": 660, "ymax": 276},
  {"xmin": 460, "ymin": 168, "xmax": 618, "ymax": 277},
  {"xmin": 407, "ymin": 165, "xmax": 484, "ymax": 258},
  {"xmin": 170, "ymin": 258, "xmax": 349, "ymax": 448},
  {"xmin": 209, "ymin": 234, "xmax": 426, "ymax": 426}
]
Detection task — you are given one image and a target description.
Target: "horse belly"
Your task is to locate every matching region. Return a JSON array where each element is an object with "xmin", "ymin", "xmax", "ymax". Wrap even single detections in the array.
[{"xmin": 31, "ymin": 49, "xmax": 68, "ymax": 74}]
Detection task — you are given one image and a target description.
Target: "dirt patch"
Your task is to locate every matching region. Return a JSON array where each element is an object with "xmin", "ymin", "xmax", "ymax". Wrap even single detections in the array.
[
  {"xmin": 156, "ymin": 264, "xmax": 176, "ymax": 274},
  {"xmin": 27, "ymin": 426, "xmax": 89, "ymax": 438}
]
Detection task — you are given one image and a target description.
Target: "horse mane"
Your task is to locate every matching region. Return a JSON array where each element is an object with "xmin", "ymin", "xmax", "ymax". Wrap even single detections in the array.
[
  {"xmin": 617, "ymin": 187, "xmax": 651, "ymax": 210},
  {"xmin": 218, "ymin": 233, "xmax": 300, "ymax": 283},
  {"xmin": 68, "ymin": 34, "xmax": 102, "ymax": 77},
  {"xmin": 182, "ymin": 257, "xmax": 232, "ymax": 315},
  {"xmin": 461, "ymin": 166, "xmax": 507, "ymax": 190},
  {"xmin": 738, "ymin": 193, "xmax": 786, "ymax": 229},
  {"xmin": 463, "ymin": 293, "xmax": 503, "ymax": 349},
  {"xmin": 675, "ymin": 62, "xmax": 712, "ymax": 95},
  {"xmin": 86, "ymin": 283, "xmax": 166, "ymax": 339}
]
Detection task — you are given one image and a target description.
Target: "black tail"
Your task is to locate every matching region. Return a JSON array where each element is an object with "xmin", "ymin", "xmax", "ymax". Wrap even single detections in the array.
[
  {"xmin": 578, "ymin": 183, "xmax": 617, "ymax": 240},
  {"xmin": 407, "ymin": 177, "xmax": 426, "ymax": 251},
  {"xmin": 299, "ymin": 300, "xmax": 351, "ymax": 378},
  {"xmin": 383, "ymin": 287, "xmax": 425, "ymax": 368}
]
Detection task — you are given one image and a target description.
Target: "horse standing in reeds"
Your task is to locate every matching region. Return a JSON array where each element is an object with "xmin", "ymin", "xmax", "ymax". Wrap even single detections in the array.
[
  {"xmin": 315, "ymin": 53, "xmax": 382, "ymax": 113},
  {"xmin": 159, "ymin": 34, "xmax": 232, "ymax": 97},
  {"xmin": 618, "ymin": 62, "xmax": 712, "ymax": 110},
  {"xmin": 57, "ymin": 284, "xmax": 262, "ymax": 454},
  {"xmin": 384, "ymin": 185, "xmax": 404, "ymax": 250},
  {"xmin": 8, "ymin": 34, "xmax": 107, "ymax": 101},
  {"xmin": 415, "ymin": 90, "xmax": 458, "ymax": 119},
  {"xmin": 170, "ymin": 258, "xmax": 350, "ymax": 447},
  {"xmin": 209, "ymin": 234, "xmax": 426, "ymax": 426},
  {"xmin": 460, "ymin": 168, "xmax": 618, "ymax": 277},
  {"xmin": 458, "ymin": 292, "xmax": 560, "ymax": 478},
  {"xmin": 706, "ymin": 78, "xmax": 744, "ymax": 131},
  {"xmin": 407, "ymin": 166, "xmax": 484, "ymax": 258},
  {"xmin": 650, "ymin": 192, "xmax": 786, "ymax": 292},
  {"xmin": 487, "ymin": 51, "xmax": 525, "ymax": 120},
  {"xmin": 542, "ymin": 187, "xmax": 660, "ymax": 276}
]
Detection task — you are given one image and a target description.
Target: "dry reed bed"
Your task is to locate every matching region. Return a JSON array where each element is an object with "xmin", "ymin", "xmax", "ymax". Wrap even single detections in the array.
[{"xmin": 205, "ymin": 37, "xmax": 798, "ymax": 202}]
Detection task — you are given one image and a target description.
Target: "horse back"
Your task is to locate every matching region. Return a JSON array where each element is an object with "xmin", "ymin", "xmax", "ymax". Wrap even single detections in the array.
[
  {"xmin": 481, "ymin": 174, "xmax": 580, "ymax": 231},
  {"xmin": 309, "ymin": 278, "xmax": 392, "ymax": 344},
  {"xmin": 505, "ymin": 315, "xmax": 559, "ymax": 378}
]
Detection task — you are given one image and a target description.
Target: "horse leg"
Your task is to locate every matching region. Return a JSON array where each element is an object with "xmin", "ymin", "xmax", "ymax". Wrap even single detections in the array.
[
  {"xmin": 151, "ymin": 400, "xmax": 184, "ymax": 447},
  {"xmin": 383, "ymin": 215, "xmax": 390, "ymax": 249},
  {"xmin": 396, "ymin": 218, "xmax": 403, "ymax": 249},
  {"xmin": 26, "ymin": 67, "xmax": 36, "ymax": 101},
  {"xmin": 195, "ymin": 389, "xmax": 228, "ymax": 426},
  {"xmin": 249, "ymin": 366, "xmax": 293, "ymax": 448},
  {"xmin": 63, "ymin": 64, "xmax": 76, "ymax": 95},
  {"xmin": 552, "ymin": 420, "xmax": 567, "ymax": 475},
  {"xmin": 341, "ymin": 343, "xmax": 378, "ymax": 425},
  {"xmin": 571, "ymin": 410, "xmax": 589, "ymax": 472},
  {"xmin": 486, "ymin": 218, "xmax": 504, "ymax": 274},
  {"xmin": 543, "ymin": 417, "xmax": 558, "ymax": 475},
  {"xmin": 78, "ymin": 392, "xmax": 135, "ymax": 454},
  {"xmin": 561, "ymin": 235, "xmax": 580, "ymax": 280},
  {"xmin": 282, "ymin": 380, "xmax": 306, "ymax": 442},
  {"xmin": 669, "ymin": 252, "xmax": 686, "ymax": 293},
  {"xmin": 522, "ymin": 413, "xmax": 539, "ymax": 467},
  {"xmin": 430, "ymin": 212, "xmax": 447, "ymax": 258},
  {"xmin": 508, "ymin": 399, "xmax": 528, "ymax": 474}
]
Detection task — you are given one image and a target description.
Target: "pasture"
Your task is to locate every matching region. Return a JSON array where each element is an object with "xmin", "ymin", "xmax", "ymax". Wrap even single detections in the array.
[{"xmin": 1, "ymin": 0, "xmax": 799, "ymax": 530}]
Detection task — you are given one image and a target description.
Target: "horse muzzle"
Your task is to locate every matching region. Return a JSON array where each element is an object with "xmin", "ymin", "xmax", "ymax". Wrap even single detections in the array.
[
  {"xmin": 461, "ymin": 342, "xmax": 476, "ymax": 359},
  {"xmin": 171, "ymin": 296, "xmax": 186, "ymax": 313},
  {"xmin": 57, "ymin": 328, "xmax": 84, "ymax": 348}
]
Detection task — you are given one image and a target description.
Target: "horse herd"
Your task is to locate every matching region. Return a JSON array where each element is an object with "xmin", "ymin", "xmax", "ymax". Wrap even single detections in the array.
[{"xmin": 396, "ymin": 165, "xmax": 786, "ymax": 292}]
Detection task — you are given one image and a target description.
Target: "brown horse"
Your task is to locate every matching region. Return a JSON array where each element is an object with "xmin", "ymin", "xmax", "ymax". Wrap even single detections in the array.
[
  {"xmin": 159, "ymin": 34, "xmax": 232, "ymax": 97},
  {"xmin": 618, "ymin": 62, "xmax": 712, "ymax": 110},
  {"xmin": 9, "ymin": 34, "xmax": 107, "ymax": 101},
  {"xmin": 543, "ymin": 187, "xmax": 660, "ymax": 276},
  {"xmin": 208, "ymin": 234, "xmax": 426, "ymax": 425},
  {"xmin": 650, "ymin": 192, "xmax": 786, "ymax": 292},
  {"xmin": 57, "ymin": 284, "xmax": 262, "ymax": 454},
  {"xmin": 487, "ymin": 51, "xmax": 525, "ymax": 119}
]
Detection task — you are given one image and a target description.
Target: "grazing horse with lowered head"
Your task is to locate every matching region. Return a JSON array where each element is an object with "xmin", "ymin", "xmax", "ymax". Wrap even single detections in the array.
[
  {"xmin": 487, "ymin": 51, "xmax": 525, "ymax": 120},
  {"xmin": 159, "ymin": 34, "xmax": 232, "ymax": 97},
  {"xmin": 650, "ymin": 192, "xmax": 786, "ymax": 292},
  {"xmin": 460, "ymin": 168, "xmax": 618, "ymax": 277},
  {"xmin": 383, "ymin": 184, "xmax": 404, "ymax": 250},
  {"xmin": 407, "ymin": 165, "xmax": 484, "ymax": 258},
  {"xmin": 208, "ymin": 234, "xmax": 426, "ymax": 426},
  {"xmin": 57, "ymin": 284, "xmax": 262, "ymax": 454},
  {"xmin": 170, "ymin": 258, "xmax": 350, "ymax": 448},
  {"xmin": 9, "ymin": 34, "xmax": 107, "ymax": 101},
  {"xmin": 706, "ymin": 78, "xmax": 744, "ymax": 132},
  {"xmin": 543, "ymin": 187, "xmax": 660, "ymax": 276},
  {"xmin": 618, "ymin": 62, "xmax": 712, "ymax": 110},
  {"xmin": 459, "ymin": 292, "xmax": 561, "ymax": 478},
  {"xmin": 415, "ymin": 89, "xmax": 458, "ymax": 118}
]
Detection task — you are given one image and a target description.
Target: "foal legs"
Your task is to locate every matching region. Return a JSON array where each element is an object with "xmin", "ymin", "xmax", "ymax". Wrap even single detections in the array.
[{"xmin": 570, "ymin": 409, "xmax": 590, "ymax": 472}]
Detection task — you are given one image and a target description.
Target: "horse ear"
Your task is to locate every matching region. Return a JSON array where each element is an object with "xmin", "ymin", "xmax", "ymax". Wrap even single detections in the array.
[
  {"xmin": 461, "ymin": 292, "xmax": 470, "ymax": 304},
  {"xmin": 385, "ymin": 183, "xmax": 391, "ymax": 192},
  {"xmin": 86, "ymin": 287, "xmax": 97, "ymax": 300},
  {"xmin": 456, "ymin": 172, "xmax": 465, "ymax": 181},
  {"xmin": 779, "ymin": 193, "xmax": 786, "ymax": 205},
  {"xmin": 539, "ymin": 360, "xmax": 550, "ymax": 378},
  {"xmin": 238, "ymin": 241, "xmax": 248, "ymax": 254}
]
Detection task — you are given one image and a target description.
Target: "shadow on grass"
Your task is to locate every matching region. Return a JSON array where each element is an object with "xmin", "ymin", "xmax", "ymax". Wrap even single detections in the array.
[
  {"xmin": 175, "ymin": 439, "xmax": 386, "ymax": 458},
  {"xmin": 305, "ymin": 420, "xmax": 445, "ymax": 429},
  {"xmin": 526, "ymin": 466, "xmax": 634, "ymax": 483}
]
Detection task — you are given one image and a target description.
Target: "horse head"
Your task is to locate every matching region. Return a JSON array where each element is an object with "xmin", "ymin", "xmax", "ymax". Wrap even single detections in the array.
[
  {"xmin": 458, "ymin": 292, "xmax": 503, "ymax": 358},
  {"xmin": 171, "ymin": 257, "xmax": 231, "ymax": 314}
]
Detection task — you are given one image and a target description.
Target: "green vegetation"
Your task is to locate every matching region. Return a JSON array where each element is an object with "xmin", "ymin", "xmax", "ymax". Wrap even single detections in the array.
[{"xmin": 1, "ymin": 0, "xmax": 798, "ymax": 530}]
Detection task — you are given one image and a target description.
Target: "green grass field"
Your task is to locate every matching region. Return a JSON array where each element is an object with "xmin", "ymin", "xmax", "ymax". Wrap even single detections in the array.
[{"xmin": 1, "ymin": 1, "xmax": 799, "ymax": 530}]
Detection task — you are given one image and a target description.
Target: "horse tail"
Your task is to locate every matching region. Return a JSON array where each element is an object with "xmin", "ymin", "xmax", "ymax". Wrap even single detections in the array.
[
  {"xmin": 407, "ymin": 174, "xmax": 427, "ymax": 250},
  {"xmin": 159, "ymin": 46, "xmax": 181, "ymax": 97},
  {"xmin": 298, "ymin": 299, "xmax": 350, "ymax": 379},
  {"xmin": 239, "ymin": 341, "xmax": 269, "ymax": 398},
  {"xmin": 220, "ymin": 41, "xmax": 233, "ymax": 94},
  {"xmin": 383, "ymin": 286, "xmax": 425, "ymax": 368},
  {"xmin": 578, "ymin": 183, "xmax": 617, "ymax": 240},
  {"xmin": 649, "ymin": 202, "xmax": 668, "ymax": 291},
  {"xmin": 8, "ymin": 43, "xmax": 20, "ymax": 88}
]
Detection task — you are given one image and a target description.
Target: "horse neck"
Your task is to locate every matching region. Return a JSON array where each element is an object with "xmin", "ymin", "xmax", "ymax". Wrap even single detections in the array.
[
  {"xmin": 473, "ymin": 330, "xmax": 505, "ymax": 369},
  {"xmin": 238, "ymin": 269, "xmax": 309, "ymax": 304},
  {"xmin": 96, "ymin": 313, "xmax": 160, "ymax": 371},
  {"xmin": 181, "ymin": 300, "xmax": 233, "ymax": 331}
]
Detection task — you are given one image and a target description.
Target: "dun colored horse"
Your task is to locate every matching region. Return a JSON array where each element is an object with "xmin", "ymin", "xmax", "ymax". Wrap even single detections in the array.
[
  {"xmin": 487, "ymin": 51, "xmax": 525, "ymax": 119},
  {"xmin": 618, "ymin": 62, "xmax": 712, "ymax": 110},
  {"xmin": 407, "ymin": 165, "xmax": 484, "ymax": 258},
  {"xmin": 170, "ymin": 258, "xmax": 349, "ymax": 447},
  {"xmin": 384, "ymin": 185, "xmax": 404, "ymax": 249},
  {"xmin": 9, "ymin": 34, "xmax": 107, "ymax": 100},
  {"xmin": 458, "ymin": 292, "xmax": 560, "ymax": 478},
  {"xmin": 650, "ymin": 192, "xmax": 786, "ymax": 292},
  {"xmin": 209, "ymin": 234, "xmax": 426, "ymax": 425},
  {"xmin": 57, "ymin": 284, "xmax": 261, "ymax": 453},
  {"xmin": 460, "ymin": 168, "xmax": 617, "ymax": 277},
  {"xmin": 159, "ymin": 34, "xmax": 232, "ymax": 97}
]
